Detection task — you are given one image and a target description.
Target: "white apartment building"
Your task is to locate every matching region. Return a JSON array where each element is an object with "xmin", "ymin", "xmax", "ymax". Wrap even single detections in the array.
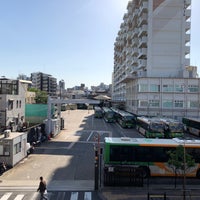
[{"xmin": 112, "ymin": 0, "xmax": 200, "ymax": 119}]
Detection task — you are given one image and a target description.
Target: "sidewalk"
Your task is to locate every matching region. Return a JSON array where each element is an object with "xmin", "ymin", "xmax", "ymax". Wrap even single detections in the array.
[{"xmin": 99, "ymin": 184, "xmax": 200, "ymax": 200}]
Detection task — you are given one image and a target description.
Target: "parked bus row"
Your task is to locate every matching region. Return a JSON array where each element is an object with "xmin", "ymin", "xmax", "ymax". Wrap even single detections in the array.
[
  {"xmin": 102, "ymin": 107, "xmax": 116, "ymax": 123},
  {"xmin": 111, "ymin": 107, "xmax": 136, "ymax": 128},
  {"xmin": 94, "ymin": 106, "xmax": 185, "ymax": 138},
  {"xmin": 136, "ymin": 116, "xmax": 184, "ymax": 139},
  {"xmin": 182, "ymin": 117, "xmax": 200, "ymax": 137},
  {"xmin": 94, "ymin": 106, "xmax": 136, "ymax": 128},
  {"xmin": 94, "ymin": 107, "xmax": 193, "ymax": 139},
  {"xmin": 103, "ymin": 137, "xmax": 200, "ymax": 185}
]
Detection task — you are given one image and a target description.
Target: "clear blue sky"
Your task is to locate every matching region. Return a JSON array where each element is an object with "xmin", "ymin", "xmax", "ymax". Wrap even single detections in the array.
[{"xmin": 0, "ymin": 0, "xmax": 199, "ymax": 88}]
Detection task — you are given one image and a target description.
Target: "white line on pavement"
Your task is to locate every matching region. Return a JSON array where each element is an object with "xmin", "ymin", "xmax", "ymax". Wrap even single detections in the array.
[
  {"xmin": 70, "ymin": 192, "xmax": 78, "ymax": 200},
  {"xmin": 67, "ymin": 142, "xmax": 75, "ymax": 149},
  {"xmin": 14, "ymin": 194, "xmax": 24, "ymax": 200},
  {"xmin": 87, "ymin": 131, "xmax": 94, "ymax": 141},
  {"xmin": 84, "ymin": 192, "xmax": 91, "ymax": 200},
  {"xmin": 0, "ymin": 192, "xmax": 12, "ymax": 200}
]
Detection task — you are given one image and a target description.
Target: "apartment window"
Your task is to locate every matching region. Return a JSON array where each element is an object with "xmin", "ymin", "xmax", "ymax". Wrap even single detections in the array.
[
  {"xmin": 14, "ymin": 142, "xmax": 21, "ymax": 155},
  {"xmin": 149, "ymin": 100, "xmax": 159, "ymax": 107},
  {"xmin": 163, "ymin": 85, "xmax": 174, "ymax": 92},
  {"xmin": 139, "ymin": 100, "xmax": 148, "ymax": 107},
  {"xmin": 150, "ymin": 84, "xmax": 160, "ymax": 92},
  {"xmin": 16, "ymin": 100, "xmax": 18, "ymax": 108},
  {"xmin": 138, "ymin": 84, "xmax": 148, "ymax": 92},
  {"xmin": 175, "ymin": 85, "xmax": 183, "ymax": 92},
  {"xmin": 4, "ymin": 145, "xmax": 10, "ymax": 156},
  {"xmin": 188, "ymin": 85, "xmax": 199, "ymax": 92},
  {"xmin": 188, "ymin": 101, "xmax": 199, "ymax": 108},
  {"xmin": 8, "ymin": 100, "xmax": 14, "ymax": 110},
  {"xmin": 163, "ymin": 100, "xmax": 173, "ymax": 108},
  {"xmin": 174, "ymin": 100, "xmax": 183, "ymax": 108}
]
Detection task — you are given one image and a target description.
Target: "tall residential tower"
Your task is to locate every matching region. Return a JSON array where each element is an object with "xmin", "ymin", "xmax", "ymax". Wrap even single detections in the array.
[{"xmin": 112, "ymin": 0, "xmax": 200, "ymax": 119}]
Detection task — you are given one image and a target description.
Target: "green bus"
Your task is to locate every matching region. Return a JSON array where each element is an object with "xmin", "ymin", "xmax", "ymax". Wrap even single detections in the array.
[
  {"xmin": 102, "ymin": 107, "xmax": 115, "ymax": 123},
  {"xmin": 103, "ymin": 137, "xmax": 200, "ymax": 183},
  {"xmin": 111, "ymin": 107, "xmax": 136, "ymax": 128},
  {"xmin": 182, "ymin": 117, "xmax": 200, "ymax": 137},
  {"xmin": 136, "ymin": 117, "xmax": 164, "ymax": 138},
  {"xmin": 159, "ymin": 118, "xmax": 184, "ymax": 138},
  {"xmin": 94, "ymin": 106, "xmax": 103, "ymax": 118}
]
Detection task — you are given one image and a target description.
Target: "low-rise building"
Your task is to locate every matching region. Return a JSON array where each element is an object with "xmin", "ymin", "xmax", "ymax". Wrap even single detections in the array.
[
  {"xmin": 0, "ymin": 130, "xmax": 28, "ymax": 167},
  {"xmin": 0, "ymin": 78, "xmax": 26, "ymax": 132}
]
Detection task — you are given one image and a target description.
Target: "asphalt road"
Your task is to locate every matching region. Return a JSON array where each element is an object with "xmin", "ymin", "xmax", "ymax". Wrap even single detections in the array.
[{"xmin": 0, "ymin": 109, "xmax": 200, "ymax": 200}]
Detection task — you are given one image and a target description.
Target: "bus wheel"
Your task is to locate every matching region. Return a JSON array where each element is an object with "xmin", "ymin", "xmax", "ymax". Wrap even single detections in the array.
[
  {"xmin": 196, "ymin": 169, "xmax": 200, "ymax": 178},
  {"xmin": 138, "ymin": 166, "xmax": 150, "ymax": 178}
]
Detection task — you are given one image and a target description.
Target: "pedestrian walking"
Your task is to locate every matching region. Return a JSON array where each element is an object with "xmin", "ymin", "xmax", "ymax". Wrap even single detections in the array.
[{"xmin": 37, "ymin": 176, "xmax": 48, "ymax": 200}]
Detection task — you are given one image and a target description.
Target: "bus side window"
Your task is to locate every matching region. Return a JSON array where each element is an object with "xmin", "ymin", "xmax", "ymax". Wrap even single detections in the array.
[
  {"xmin": 134, "ymin": 146, "xmax": 149, "ymax": 162},
  {"xmin": 120, "ymin": 146, "xmax": 133, "ymax": 162},
  {"xmin": 188, "ymin": 148, "xmax": 200, "ymax": 163},
  {"xmin": 110, "ymin": 146, "xmax": 120, "ymax": 161},
  {"xmin": 152, "ymin": 147, "xmax": 169, "ymax": 162}
]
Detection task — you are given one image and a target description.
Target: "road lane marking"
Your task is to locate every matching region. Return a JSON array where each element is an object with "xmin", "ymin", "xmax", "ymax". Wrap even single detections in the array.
[
  {"xmin": 14, "ymin": 194, "xmax": 24, "ymax": 200},
  {"xmin": 70, "ymin": 192, "xmax": 78, "ymax": 200},
  {"xmin": 67, "ymin": 142, "xmax": 75, "ymax": 149},
  {"xmin": 0, "ymin": 193, "xmax": 12, "ymax": 200},
  {"xmin": 87, "ymin": 131, "xmax": 94, "ymax": 141},
  {"xmin": 84, "ymin": 192, "xmax": 91, "ymax": 200}
]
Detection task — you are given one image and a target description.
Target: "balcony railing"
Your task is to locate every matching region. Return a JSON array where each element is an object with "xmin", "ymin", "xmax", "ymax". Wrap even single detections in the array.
[
  {"xmin": 131, "ymin": 47, "xmax": 138, "ymax": 56},
  {"xmin": 185, "ymin": 0, "xmax": 191, "ymax": 8},
  {"xmin": 138, "ymin": 24, "xmax": 147, "ymax": 37},
  {"xmin": 138, "ymin": 59, "xmax": 147, "ymax": 69},
  {"xmin": 138, "ymin": 36, "xmax": 147, "ymax": 48},
  {"xmin": 138, "ymin": 2, "xmax": 148, "ymax": 16},
  {"xmin": 138, "ymin": 48, "xmax": 147, "ymax": 58},
  {"xmin": 185, "ymin": 21, "xmax": 191, "ymax": 32},
  {"xmin": 185, "ymin": 9, "xmax": 191, "ymax": 20},
  {"xmin": 185, "ymin": 46, "xmax": 190, "ymax": 55},
  {"xmin": 185, "ymin": 34, "xmax": 190, "ymax": 43},
  {"xmin": 138, "ymin": 13, "xmax": 148, "ymax": 26}
]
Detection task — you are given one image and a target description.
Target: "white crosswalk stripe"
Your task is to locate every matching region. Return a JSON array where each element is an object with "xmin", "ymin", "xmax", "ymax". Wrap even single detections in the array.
[
  {"xmin": 70, "ymin": 192, "xmax": 78, "ymax": 200},
  {"xmin": 0, "ymin": 193, "xmax": 25, "ymax": 200},
  {"xmin": 0, "ymin": 193, "xmax": 12, "ymax": 200},
  {"xmin": 84, "ymin": 192, "xmax": 91, "ymax": 200},
  {"xmin": 69, "ymin": 192, "xmax": 92, "ymax": 200},
  {"xmin": 13, "ymin": 194, "xmax": 24, "ymax": 200},
  {"xmin": 0, "ymin": 191, "xmax": 93, "ymax": 200}
]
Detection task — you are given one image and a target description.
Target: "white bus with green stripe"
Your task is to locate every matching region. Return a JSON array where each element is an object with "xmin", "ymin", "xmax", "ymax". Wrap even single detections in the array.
[
  {"xmin": 104, "ymin": 137, "xmax": 200, "ymax": 180},
  {"xmin": 136, "ymin": 116, "xmax": 164, "ymax": 138}
]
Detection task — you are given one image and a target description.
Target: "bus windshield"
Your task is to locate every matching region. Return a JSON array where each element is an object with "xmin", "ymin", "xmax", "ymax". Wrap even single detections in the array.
[
  {"xmin": 169, "ymin": 123, "xmax": 183, "ymax": 132},
  {"xmin": 150, "ymin": 123, "xmax": 164, "ymax": 132},
  {"xmin": 123, "ymin": 116, "xmax": 134, "ymax": 121}
]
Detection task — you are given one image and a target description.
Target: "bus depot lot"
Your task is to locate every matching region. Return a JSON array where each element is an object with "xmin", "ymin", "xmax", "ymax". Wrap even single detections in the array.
[{"xmin": 61, "ymin": 110, "xmax": 200, "ymax": 199}]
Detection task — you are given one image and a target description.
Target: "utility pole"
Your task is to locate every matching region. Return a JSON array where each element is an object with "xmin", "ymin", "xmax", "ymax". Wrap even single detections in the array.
[
  {"xmin": 94, "ymin": 148, "xmax": 99, "ymax": 190},
  {"xmin": 183, "ymin": 141, "xmax": 186, "ymax": 200}
]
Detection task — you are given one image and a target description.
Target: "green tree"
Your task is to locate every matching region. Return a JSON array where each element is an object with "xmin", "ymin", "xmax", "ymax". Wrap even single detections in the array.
[
  {"xmin": 167, "ymin": 145, "xmax": 195, "ymax": 189},
  {"xmin": 28, "ymin": 88, "xmax": 48, "ymax": 104},
  {"xmin": 168, "ymin": 145, "xmax": 195, "ymax": 175}
]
